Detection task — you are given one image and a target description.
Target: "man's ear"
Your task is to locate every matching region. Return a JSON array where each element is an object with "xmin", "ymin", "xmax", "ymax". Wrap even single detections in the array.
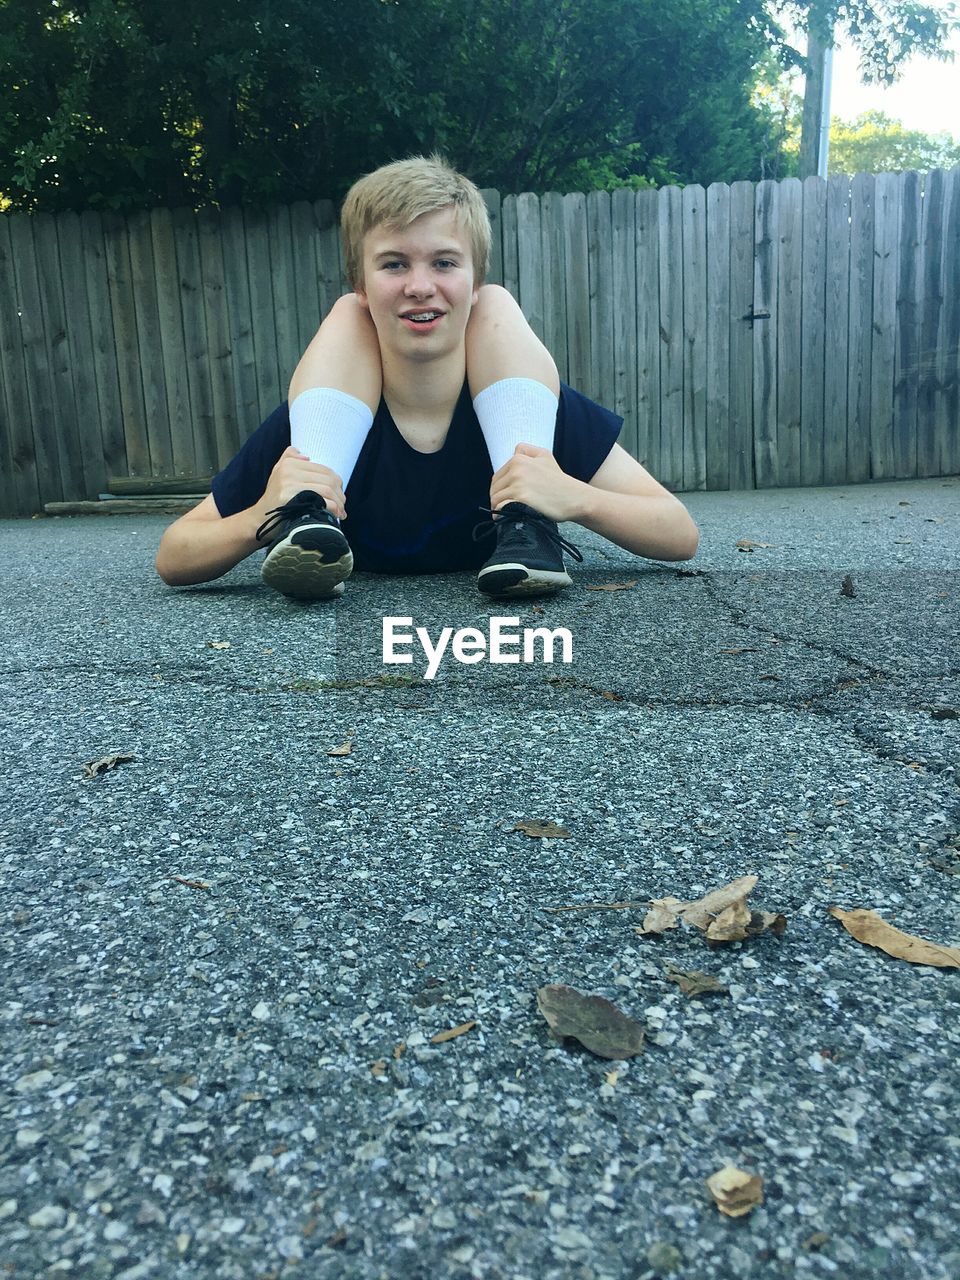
[{"xmin": 355, "ymin": 287, "xmax": 369, "ymax": 311}]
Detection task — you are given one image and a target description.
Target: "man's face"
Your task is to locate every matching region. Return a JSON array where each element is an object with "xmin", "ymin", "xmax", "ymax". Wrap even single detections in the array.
[{"xmin": 355, "ymin": 206, "xmax": 479, "ymax": 365}]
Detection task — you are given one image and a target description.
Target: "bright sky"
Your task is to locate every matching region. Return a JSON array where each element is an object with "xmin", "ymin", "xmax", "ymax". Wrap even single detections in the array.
[{"xmin": 826, "ymin": 27, "xmax": 960, "ymax": 139}]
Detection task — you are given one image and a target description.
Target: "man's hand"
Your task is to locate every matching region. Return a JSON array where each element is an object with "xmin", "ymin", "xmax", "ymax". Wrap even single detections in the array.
[
  {"xmin": 489, "ymin": 444, "xmax": 586, "ymax": 522},
  {"xmin": 259, "ymin": 446, "xmax": 347, "ymax": 522}
]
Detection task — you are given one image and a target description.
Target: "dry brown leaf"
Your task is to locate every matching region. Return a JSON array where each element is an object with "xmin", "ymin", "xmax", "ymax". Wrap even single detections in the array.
[
  {"xmin": 641, "ymin": 896, "xmax": 686, "ymax": 934},
  {"xmin": 82, "ymin": 753, "xmax": 135, "ymax": 779},
  {"xmin": 169, "ymin": 875, "xmax": 211, "ymax": 891},
  {"xmin": 327, "ymin": 735, "xmax": 354, "ymax": 757},
  {"xmin": 638, "ymin": 876, "xmax": 786, "ymax": 944},
  {"xmin": 736, "ymin": 539, "xmax": 774, "ymax": 551},
  {"xmin": 707, "ymin": 1165, "xmax": 764, "ymax": 1217},
  {"xmin": 430, "ymin": 1019, "xmax": 477, "ymax": 1044},
  {"xmin": 536, "ymin": 984, "xmax": 645, "ymax": 1060},
  {"xmin": 665, "ymin": 965, "xmax": 729, "ymax": 998},
  {"xmin": 584, "ymin": 580, "xmax": 639, "ymax": 592},
  {"xmin": 678, "ymin": 876, "xmax": 759, "ymax": 929},
  {"xmin": 370, "ymin": 1060, "xmax": 387, "ymax": 1076},
  {"xmin": 207, "ymin": 640, "xmax": 231, "ymax": 650},
  {"xmin": 828, "ymin": 907, "xmax": 960, "ymax": 968},
  {"xmin": 513, "ymin": 819, "xmax": 570, "ymax": 839}
]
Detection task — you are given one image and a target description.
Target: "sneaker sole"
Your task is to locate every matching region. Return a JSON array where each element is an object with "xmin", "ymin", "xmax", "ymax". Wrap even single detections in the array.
[
  {"xmin": 262, "ymin": 528, "xmax": 353, "ymax": 600},
  {"xmin": 477, "ymin": 564, "xmax": 572, "ymax": 597}
]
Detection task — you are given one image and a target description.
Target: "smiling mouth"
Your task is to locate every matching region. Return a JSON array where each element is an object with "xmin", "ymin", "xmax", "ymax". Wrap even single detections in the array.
[{"xmin": 403, "ymin": 311, "xmax": 443, "ymax": 323}]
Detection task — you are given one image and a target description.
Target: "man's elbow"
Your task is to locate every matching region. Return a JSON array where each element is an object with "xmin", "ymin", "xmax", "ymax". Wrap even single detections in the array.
[
  {"xmin": 677, "ymin": 519, "xmax": 699, "ymax": 561},
  {"xmin": 660, "ymin": 505, "xmax": 699, "ymax": 562},
  {"xmin": 155, "ymin": 550, "xmax": 189, "ymax": 586}
]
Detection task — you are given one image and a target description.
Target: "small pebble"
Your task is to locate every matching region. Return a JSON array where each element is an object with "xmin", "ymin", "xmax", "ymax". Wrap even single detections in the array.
[{"xmin": 28, "ymin": 1204, "xmax": 66, "ymax": 1229}]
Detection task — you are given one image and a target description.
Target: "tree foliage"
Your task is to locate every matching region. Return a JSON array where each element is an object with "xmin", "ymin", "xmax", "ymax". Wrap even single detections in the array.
[
  {"xmin": 828, "ymin": 109, "xmax": 960, "ymax": 172},
  {"xmin": 3, "ymin": 0, "xmax": 955, "ymax": 213},
  {"xmin": 2, "ymin": 0, "xmax": 790, "ymax": 212},
  {"xmin": 772, "ymin": 0, "xmax": 956, "ymax": 80}
]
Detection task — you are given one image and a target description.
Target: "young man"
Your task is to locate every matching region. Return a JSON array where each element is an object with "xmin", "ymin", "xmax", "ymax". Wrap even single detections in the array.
[{"xmin": 156, "ymin": 156, "xmax": 698, "ymax": 598}]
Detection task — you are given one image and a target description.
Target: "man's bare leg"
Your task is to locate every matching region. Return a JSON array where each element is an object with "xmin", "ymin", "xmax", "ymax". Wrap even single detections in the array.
[
  {"xmin": 466, "ymin": 286, "xmax": 577, "ymax": 598},
  {"xmin": 259, "ymin": 296, "xmax": 382, "ymax": 600}
]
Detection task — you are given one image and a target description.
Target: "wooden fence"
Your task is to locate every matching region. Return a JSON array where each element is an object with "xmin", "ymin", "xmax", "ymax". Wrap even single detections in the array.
[{"xmin": 0, "ymin": 167, "xmax": 958, "ymax": 516}]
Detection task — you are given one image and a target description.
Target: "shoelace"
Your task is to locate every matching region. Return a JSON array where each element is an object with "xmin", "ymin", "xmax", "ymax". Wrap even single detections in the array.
[
  {"xmin": 471, "ymin": 505, "xmax": 583, "ymax": 563},
  {"xmin": 255, "ymin": 492, "xmax": 330, "ymax": 543}
]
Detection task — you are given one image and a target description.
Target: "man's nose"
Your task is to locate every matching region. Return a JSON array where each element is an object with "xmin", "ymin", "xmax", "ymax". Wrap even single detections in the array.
[{"xmin": 404, "ymin": 266, "xmax": 435, "ymax": 296}]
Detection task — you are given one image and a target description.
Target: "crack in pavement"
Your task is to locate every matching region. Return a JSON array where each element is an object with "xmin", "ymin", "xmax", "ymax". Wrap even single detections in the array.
[{"xmin": 694, "ymin": 571, "xmax": 904, "ymax": 681}]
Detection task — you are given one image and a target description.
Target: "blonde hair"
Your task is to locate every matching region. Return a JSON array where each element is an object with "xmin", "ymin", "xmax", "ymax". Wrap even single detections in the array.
[{"xmin": 341, "ymin": 155, "xmax": 491, "ymax": 290}]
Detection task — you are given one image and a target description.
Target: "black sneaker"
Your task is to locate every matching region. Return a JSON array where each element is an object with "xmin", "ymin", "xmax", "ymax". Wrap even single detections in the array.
[
  {"xmin": 474, "ymin": 502, "xmax": 583, "ymax": 597},
  {"xmin": 256, "ymin": 490, "xmax": 353, "ymax": 599}
]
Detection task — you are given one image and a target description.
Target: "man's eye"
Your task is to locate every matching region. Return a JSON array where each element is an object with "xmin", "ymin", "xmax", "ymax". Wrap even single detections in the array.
[
  {"xmin": 435, "ymin": 259, "xmax": 456, "ymax": 270},
  {"xmin": 382, "ymin": 260, "xmax": 404, "ymax": 270}
]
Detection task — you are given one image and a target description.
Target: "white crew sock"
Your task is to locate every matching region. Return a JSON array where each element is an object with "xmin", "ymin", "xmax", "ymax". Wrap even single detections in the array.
[
  {"xmin": 289, "ymin": 387, "xmax": 374, "ymax": 493},
  {"xmin": 472, "ymin": 377, "xmax": 559, "ymax": 474}
]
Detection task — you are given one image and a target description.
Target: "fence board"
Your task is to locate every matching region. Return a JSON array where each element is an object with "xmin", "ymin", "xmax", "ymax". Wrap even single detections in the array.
[
  {"xmin": 314, "ymin": 199, "xmax": 344, "ymax": 320},
  {"xmin": 150, "ymin": 208, "xmax": 195, "ymax": 476},
  {"xmin": 893, "ymin": 171, "xmax": 922, "ymax": 479},
  {"xmin": 517, "ymin": 192, "xmax": 545, "ymax": 343},
  {"xmin": 611, "ymin": 188, "xmax": 637, "ymax": 461},
  {"xmin": 501, "ymin": 195, "xmax": 519, "ymax": 301},
  {"xmin": 753, "ymin": 181, "xmax": 779, "ymax": 488},
  {"xmin": 9, "ymin": 215, "xmax": 62, "ymax": 501},
  {"xmin": 588, "ymin": 190, "xmax": 614, "ymax": 411},
  {"xmin": 870, "ymin": 173, "xmax": 901, "ymax": 480},
  {"xmin": 196, "ymin": 209, "xmax": 240, "ymax": 465},
  {"xmin": 172, "ymin": 208, "xmax": 218, "ymax": 477},
  {"xmin": 917, "ymin": 171, "xmax": 946, "ymax": 478},
  {"xmin": 481, "ymin": 190, "xmax": 502, "ymax": 289},
  {"xmin": 0, "ymin": 217, "xmax": 39, "ymax": 513},
  {"xmin": 269, "ymin": 204, "xmax": 300, "ymax": 394},
  {"xmin": 776, "ymin": 179, "xmax": 803, "ymax": 487},
  {"xmin": 126, "ymin": 211, "xmax": 173, "ymax": 475},
  {"xmin": 658, "ymin": 184, "xmax": 683, "ymax": 490},
  {"xmin": 847, "ymin": 173, "xmax": 874, "ymax": 482},
  {"xmin": 800, "ymin": 177, "xmax": 827, "ymax": 486},
  {"xmin": 634, "ymin": 189, "xmax": 659, "ymax": 473},
  {"xmin": 823, "ymin": 176, "xmax": 851, "ymax": 485},
  {"xmin": 682, "ymin": 185, "xmax": 707, "ymax": 491},
  {"xmin": 940, "ymin": 168, "xmax": 960, "ymax": 475},
  {"xmin": 562, "ymin": 193, "xmax": 590, "ymax": 399},
  {"xmin": 243, "ymin": 207, "xmax": 282, "ymax": 420},
  {"xmin": 34, "ymin": 213, "xmax": 85, "ymax": 501},
  {"xmin": 220, "ymin": 206, "xmax": 260, "ymax": 437},
  {"xmin": 728, "ymin": 181, "xmax": 755, "ymax": 489},
  {"xmin": 705, "ymin": 182, "xmax": 731, "ymax": 490},
  {"xmin": 56, "ymin": 212, "xmax": 106, "ymax": 498},
  {"xmin": 540, "ymin": 192, "xmax": 569, "ymax": 384}
]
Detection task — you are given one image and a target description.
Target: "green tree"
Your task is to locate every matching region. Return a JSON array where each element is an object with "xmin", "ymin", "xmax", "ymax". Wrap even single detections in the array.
[
  {"xmin": 828, "ymin": 109, "xmax": 960, "ymax": 172},
  {"xmin": 767, "ymin": 2, "xmax": 958, "ymax": 176},
  {"xmin": 1, "ymin": 0, "xmax": 793, "ymax": 212}
]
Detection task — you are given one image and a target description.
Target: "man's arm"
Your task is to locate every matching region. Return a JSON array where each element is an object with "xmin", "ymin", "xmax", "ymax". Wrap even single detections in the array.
[
  {"xmin": 155, "ymin": 447, "xmax": 347, "ymax": 586},
  {"xmin": 488, "ymin": 442, "xmax": 699, "ymax": 562}
]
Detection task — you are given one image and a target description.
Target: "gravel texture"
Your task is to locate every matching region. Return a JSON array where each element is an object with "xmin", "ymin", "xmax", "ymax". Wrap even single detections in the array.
[{"xmin": 1, "ymin": 477, "xmax": 959, "ymax": 1280}]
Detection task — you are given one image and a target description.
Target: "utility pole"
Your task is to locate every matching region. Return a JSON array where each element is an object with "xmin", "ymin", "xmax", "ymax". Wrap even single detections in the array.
[{"xmin": 800, "ymin": 21, "xmax": 834, "ymax": 178}]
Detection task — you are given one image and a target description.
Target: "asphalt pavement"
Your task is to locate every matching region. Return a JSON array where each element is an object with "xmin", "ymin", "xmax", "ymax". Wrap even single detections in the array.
[{"xmin": 2, "ymin": 476, "xmax": 959, "ymax": 1280}]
